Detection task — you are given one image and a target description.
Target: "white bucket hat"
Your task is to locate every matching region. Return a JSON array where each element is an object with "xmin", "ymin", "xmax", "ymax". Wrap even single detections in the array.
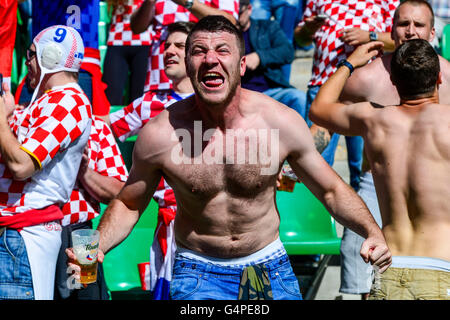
[{"xmin": 30, "ymin": 25, "xmax": 85, "ymax": 103}]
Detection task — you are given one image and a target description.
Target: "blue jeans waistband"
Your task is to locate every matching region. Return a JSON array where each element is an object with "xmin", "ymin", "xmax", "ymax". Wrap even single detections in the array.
[
  {"xmin": 173, "ymin": 252, "xmax": 292, "ymax": 276},
  {"xmin": 176, "ymin": 237, "xmax": 286, "ymax": 268}
]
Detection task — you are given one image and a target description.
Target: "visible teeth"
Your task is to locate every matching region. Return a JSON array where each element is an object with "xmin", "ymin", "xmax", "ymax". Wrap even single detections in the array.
[{"xmin": 204, "ymin": 72, "xmax": 221, "ymax": 77}]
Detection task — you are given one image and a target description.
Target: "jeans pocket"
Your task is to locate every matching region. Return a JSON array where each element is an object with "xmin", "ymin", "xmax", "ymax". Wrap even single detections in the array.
[
  {"xmin": 0, "ymin": 230, "xmax": 34, "ymax": 299},
  {"xmin": 170, "ymin": 270, "xmax": 202, "ymax": 300},
  {"xmin": 3, "ymin": 230, "xmax": 25, "ymax": 260},
  {"xmin": 273, "ymin": 263, "xmax": 302, "ymax": 299}
]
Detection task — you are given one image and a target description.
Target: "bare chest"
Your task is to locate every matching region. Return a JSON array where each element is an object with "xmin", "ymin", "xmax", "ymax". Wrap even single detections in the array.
[{"xmin": 163, "ymin": 128, "xmax": 280, "ymax": 198}]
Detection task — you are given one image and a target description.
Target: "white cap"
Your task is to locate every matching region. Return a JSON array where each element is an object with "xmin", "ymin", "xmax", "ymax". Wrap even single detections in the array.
[{"xmin": 30, "ymin": 25, "xmax": 85, "ymax": 103}]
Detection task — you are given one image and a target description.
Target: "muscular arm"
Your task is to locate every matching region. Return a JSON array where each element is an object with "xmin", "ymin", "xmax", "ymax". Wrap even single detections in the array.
[
  {"xmin": 131, "ymin": 0, "xmax": 236, "ymax": 34},
  {"xmin": 310, "ymin": 42, "xmax": 383, "ymax": 135},
  {"xmin": 177, "ymin": 0, "xmax": 236, "ymax": 24},
  {"xmin": 97, "ymin": 123, "xmax": 163, "ymax": 254},
  {"xmin": 130, "ymin": 0, "xmax": 156, "ymax": 34},
  {"xmin": 78, "ymin": 167, "xmax": 125, "ymax": 204}
]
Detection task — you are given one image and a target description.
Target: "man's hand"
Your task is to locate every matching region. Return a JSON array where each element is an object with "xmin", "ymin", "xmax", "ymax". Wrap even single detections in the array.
[
  {"xmin": 245, "ymin": 52, "xmax": 261, "ymax": 71},
  {"xmin": 66, "ymin": 247, "xmax": 105, "ymax": 287},
  {"xmin": 340, "ymin": 28, "xmax": 370, "ymax": 46},
  {"xmin": 347, "ymin": 41, "xmax": 384, "ymax": 69},
  {"xmin": 360, "ymin": 235, "xmax": 392, "ymax": 273},
  {"xmin": 171, "ymin": 0, "xmax": 190, "ymax": 6},
  {"xmin": 0, "ymin": 83, "xmax": 17, "ymax": 121},
  {"xmin": 303, "ymin": 16, "xmax": 327, "ymax": 34}
]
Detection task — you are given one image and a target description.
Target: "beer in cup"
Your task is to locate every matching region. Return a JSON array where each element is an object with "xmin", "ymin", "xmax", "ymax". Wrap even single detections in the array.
[
  {"xmin": 277, "ymin": 161, "xmax": 299, "ymax": 192},
  {"xmin": 71, "ymin": 229, "xmax": 100, "ymax": 284}
]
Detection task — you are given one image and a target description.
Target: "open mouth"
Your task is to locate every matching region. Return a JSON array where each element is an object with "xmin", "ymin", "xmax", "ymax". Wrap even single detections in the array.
[
  {"xmin": 165, "ymin": 59, "xmax": 178, "ymax": 66},
  {"xmin": 201, "ymin": 72, "xmax": 225, "ymax": 88}
]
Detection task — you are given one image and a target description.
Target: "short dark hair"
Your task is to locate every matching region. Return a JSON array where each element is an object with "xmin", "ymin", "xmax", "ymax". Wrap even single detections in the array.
[
  {"xmin": 186, "ymin": 15, "xmax": 245, "ymax": 58},
  {"xmin": 394, "ymin": 0, "xmax": 434, "ymax": 28},
  {"xmin": 391, "ymin": 39, "xmax": 440, "ymax": 99},
  {"xmin": 167, "ymin": 21, "xmax": 195, "ymax": 36}
]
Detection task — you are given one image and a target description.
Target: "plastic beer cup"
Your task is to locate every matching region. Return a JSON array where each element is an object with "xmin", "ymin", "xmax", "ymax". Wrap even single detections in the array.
[
  {"xmin": 71, "ymin": 229, "xmax": 100, "ymax": 284},
  {"xmin": 277, "ymin": 161, "xmax": 298, "ymax": 192}
]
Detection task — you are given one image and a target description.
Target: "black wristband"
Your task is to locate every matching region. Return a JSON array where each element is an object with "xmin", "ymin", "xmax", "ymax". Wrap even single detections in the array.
[{"xmin": 336, "ymin": 59, "xmax": 354, "ymax": 75}]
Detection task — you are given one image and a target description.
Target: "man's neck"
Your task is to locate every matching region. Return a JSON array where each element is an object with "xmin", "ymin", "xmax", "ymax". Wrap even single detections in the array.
[
  {"xmin": 399, "ymin": 92, "xmax": 439, "ymax": 108},
  {"xmin": 172, "ymin": 77, "xmax": 194, "ymax": 94},
  {"xmin": 196, "ymin": 87, "xmax": 243, "ymax": 130},
  {"xmin": 43, "ymin": 72, "xmax": 77, "ymax": 92}
]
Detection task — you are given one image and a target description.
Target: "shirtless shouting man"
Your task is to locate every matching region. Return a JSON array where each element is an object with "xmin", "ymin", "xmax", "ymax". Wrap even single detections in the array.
[
  {"xmin": 68, "ymin": 16, "xmax": 391, "ymax": 300},
  {"xmin": 310, "ymin": 39, "xmax": 450, "ymax": 300}
]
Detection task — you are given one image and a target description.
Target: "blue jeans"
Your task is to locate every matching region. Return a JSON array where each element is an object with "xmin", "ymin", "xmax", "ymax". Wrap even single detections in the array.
[
  {"xmin": 263, "ymin": 87, "xmax": 307, "ymax": 119},
  {"xmin": 0, "ymin": 229, "xmax": 34, "ymax": 300},
  {"xmin": 170, "ymin": 254, "xmax": 302, "ymax": 300},
  {"xmin": 250, "ymin": 0, "xmax": 300, "ymax": 81},
  {"xmin": 306, "ymin": 85, "xmax": 363, "ymax": 189}
]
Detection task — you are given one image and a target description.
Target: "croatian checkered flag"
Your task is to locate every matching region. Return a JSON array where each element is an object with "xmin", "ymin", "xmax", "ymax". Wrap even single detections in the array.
[{"xmin": 150, "ymin": 208, "xmax": 176, "ymax": 300}]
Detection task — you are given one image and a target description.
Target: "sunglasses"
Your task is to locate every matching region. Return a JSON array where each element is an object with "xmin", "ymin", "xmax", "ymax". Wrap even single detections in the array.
[{"xmin": 26, "ymin": 48, "xmax": 37, "ymax": 60}]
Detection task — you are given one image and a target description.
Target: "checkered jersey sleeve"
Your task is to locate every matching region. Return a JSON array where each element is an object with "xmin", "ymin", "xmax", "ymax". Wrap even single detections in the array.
[
  {"xmin": 92, "ymin": 117, "xmax": 128, "ymax": 182},
  {"xmin": 20, "ymin": 90, "xmax": 92, "ymax": 169},
  {"xmin": 107, "ymin": 0, "xmax": 152, "ymax": 46},
  {"xmin": 383, "ymin": 0, "xmax": 400, "ymax": 31},
  {"xmin": 110, "ymin": 91, "xmax": 163, "ymax": 142},
  {"xmin": 297, "ymin": 0, "xmax": 317, "ymax": 27}
]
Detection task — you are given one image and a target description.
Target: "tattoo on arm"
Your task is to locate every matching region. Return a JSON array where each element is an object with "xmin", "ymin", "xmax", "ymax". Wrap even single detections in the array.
[{"xmin": 313, "ymin": 127, "xmax": 331, "ymax": 153}]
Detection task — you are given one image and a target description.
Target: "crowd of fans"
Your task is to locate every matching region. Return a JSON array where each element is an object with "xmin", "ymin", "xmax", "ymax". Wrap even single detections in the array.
[{"xmin": 0, "ymin": 0, "xmax": 448, "ymax": 301}]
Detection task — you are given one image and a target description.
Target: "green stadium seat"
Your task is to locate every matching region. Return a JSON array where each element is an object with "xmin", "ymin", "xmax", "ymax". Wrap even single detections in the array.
[
  {"xmin": 99, "ymin": 1, "xmax": 111, "ymax": 24},
  {"xmin": 98, "ymin": 22, "xmax": 108, "ymax": 47},
  {"xmin": 441, "ymin": 24, "xmax": 450, "ymax": 61},
  {"xmin": 277, "ymin": 183, "xmax": 341, "ymax": 255}
]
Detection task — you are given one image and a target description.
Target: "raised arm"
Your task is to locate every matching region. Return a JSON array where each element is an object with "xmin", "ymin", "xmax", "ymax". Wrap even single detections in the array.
[
  {"xmin": 130, "ymin": 0, "xmax": 156, "ymax": 34},
  {"xmin": 172, "ymin": 0, "xmax": 237, "ymax": 24},
  {"xmin": 96, "ymin": 121, "xmax": 164, "ymax": 255},
  {"xmin": 281, "ymin": 108, "xmax": 391, "ymax": 271},
  {"xmin": 131, "ymin": 0, "xmax": 237, "ymax": 34},
  {"xmin": 309, "ymin": 41, "xmax": 383, "ymax": 136}
]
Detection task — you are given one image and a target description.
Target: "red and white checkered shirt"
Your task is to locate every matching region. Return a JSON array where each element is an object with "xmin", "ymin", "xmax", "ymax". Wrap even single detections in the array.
[
  {"xmin": 144, "ymin": 0, "xmax": 239, "ymax": 91},
  {"xmin": 110, "ymin": 90, "xmax": 192, "ymax": 212},
  {"xmin": 107, "ymin": 0, "xmax": 152, "ymax": 46},
  {"xmin": 61, "ymin": 117, "xmax": 128, "ymax": 226},
  {"xmin": 1, "ymin": 83, "xmax": 92, "ymax": 217},
  {"xmin": 299, "ymin": 0, "xmax": 399, "ymax": 87}
]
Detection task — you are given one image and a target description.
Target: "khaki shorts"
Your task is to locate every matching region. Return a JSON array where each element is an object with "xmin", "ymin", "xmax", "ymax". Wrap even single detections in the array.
[{"xmin": 368, "ymin": 267, "xmax": 450, "ymax": 300}]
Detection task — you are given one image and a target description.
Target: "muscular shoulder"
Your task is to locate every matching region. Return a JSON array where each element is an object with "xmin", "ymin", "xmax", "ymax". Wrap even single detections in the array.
[
  {"xmin": 133, "ymin": 107, "xmax": 175, "ymax": 165},
  {"xmin": 341, "ymin": 56, "xmax": 391, "ymax": 103},
  {"xmin": 241, "ymin": 89, "xmax": 300, "ymax": 125}
]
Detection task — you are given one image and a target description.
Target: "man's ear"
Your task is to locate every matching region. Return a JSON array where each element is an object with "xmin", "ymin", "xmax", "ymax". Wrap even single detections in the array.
[
  {"xmin": 437, "ymin": 71, "xmax": 442, "ymax": 85},
  {"xmin": 429, "ymin": 26, "xmax": 436, "ymax": 43},
  {"xmin": 240, "ymin": 55, "xmax": 246, "ymax": 76}
]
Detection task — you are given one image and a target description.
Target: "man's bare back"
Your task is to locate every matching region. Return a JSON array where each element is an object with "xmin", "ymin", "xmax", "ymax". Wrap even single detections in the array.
[
  {"xmin": 360, "ymin": 102, "xmax": 450, "ymax": 260},
  {"xmin": 311, "ymin": 39, "xmax": 450, "ymax": 263}
]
